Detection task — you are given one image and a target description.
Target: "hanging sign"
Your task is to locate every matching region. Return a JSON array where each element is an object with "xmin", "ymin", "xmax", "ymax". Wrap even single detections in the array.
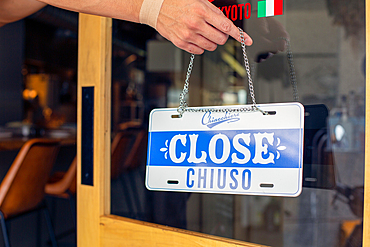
[{"xmin": 146, "ymin": 103, "xmax": 304, "ymax": 197}]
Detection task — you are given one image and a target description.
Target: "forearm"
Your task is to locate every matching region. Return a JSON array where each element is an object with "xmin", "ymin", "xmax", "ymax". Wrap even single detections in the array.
[
  {"xmin": 0, "ymin": 0, "xmax": 144, "ymax": 27},
  {"xmin": 36, "ymin": 0, "xmax": 144, "ymax": 23},
  {"xmin": 0, "ymin": 0, "xmax": 253, "ymax": 54},
  {"xmin": 0, "ymin": 0, "xmax": 47, "ymax": 27}
]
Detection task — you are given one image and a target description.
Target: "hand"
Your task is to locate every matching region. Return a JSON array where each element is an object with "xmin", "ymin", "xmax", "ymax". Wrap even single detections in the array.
[
  {"xmin": 246, "ymin": 15, "xmax": 290, "ymax": 62},
  {"xmin": 156, "ymin": 0, "xmax": 253, "ymax": 54}
]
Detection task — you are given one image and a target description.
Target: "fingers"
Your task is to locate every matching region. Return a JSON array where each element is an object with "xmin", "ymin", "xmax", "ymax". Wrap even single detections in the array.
[
  {"xmin": 156, "ymin": 0, "xmax": 253, "ymax": 54},
  {"xmin": 183, "ymin": 12, "xmax": 229, "ymax": 46},
  {"xmin": 172, "ymin": 32, "xmax": 218, "ymax": 54},
  {"xmin": 161, "ymin": 19, "xmax": 224, "ymax": 54},
  {"xmin": 274, "ymin": 39, "xmax": 287, "ymax": 53},
  {"xmin": 245, "ymin": 13, "xmax": 290, "ymax": 62},
  {"xmin": 266, "ymin": 18, "xmax": 290, "ymax": 40},
  {"xmin": 265, "ymin": 18, "xmax": 290, "ymax": 52}
]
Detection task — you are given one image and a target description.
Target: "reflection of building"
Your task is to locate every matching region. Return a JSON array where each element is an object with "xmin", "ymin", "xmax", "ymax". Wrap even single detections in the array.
[{"xmin": 178, "ymin": 1, "xmax": 366, "ymax": 246}]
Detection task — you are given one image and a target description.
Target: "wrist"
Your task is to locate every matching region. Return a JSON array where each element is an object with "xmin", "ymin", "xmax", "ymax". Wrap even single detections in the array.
[{"xmin": 139, "ymin": 0, "xmax": 165, "ymax": 29}]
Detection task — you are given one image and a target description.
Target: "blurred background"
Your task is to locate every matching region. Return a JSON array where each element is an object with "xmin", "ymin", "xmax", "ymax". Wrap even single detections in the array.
[{"xmin": 0, "ymin": 0, "xmax": 366, "ymax": 246}]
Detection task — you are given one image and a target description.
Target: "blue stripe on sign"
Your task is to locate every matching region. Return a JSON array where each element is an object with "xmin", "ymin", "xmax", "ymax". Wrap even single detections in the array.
[{"xmin": 147, "ymin": 129, "xmax": 302, "ymax": 169}]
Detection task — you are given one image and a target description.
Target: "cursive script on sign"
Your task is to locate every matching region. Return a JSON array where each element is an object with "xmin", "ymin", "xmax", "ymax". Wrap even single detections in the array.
[{"xmin": 201, "ymin": 111, "xmax": 240, "ymax": 128}]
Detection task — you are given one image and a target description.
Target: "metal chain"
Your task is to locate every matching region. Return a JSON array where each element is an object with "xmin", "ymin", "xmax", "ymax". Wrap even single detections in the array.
[
  {"xmin": 284, "ymin": 38, "xmax": 299, "ymax": 101},
  {"xmin": 239, "ymin": 28, "xmax": 257, "ymax": 107},
  {"xmin": 274, "ymin": 37, "xmax": 299, "ymax": 101},
  {"xmin": 177, "ymin": 53, "xmax": 195, "ymax": 117},
  {"xmin": 177, "ymin": 27, "xmax": 265, "ymax": 117}
]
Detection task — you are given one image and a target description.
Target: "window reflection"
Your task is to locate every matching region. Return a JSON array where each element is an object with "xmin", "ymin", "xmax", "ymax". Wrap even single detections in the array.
[{"xmin": 110, "ymin": 0, "xmax": 365, "ymax": 246}]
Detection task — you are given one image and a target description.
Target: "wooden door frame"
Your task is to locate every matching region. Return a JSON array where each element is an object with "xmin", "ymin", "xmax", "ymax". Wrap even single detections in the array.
[
  {"xmin": 77, "ymin": 0, "xmax": 370, "ymax": 243},
  {"xmin": 77, "ymin": 14, "xmax": 111, "ymax": 247},
  {"xmin": 363, "ymin": 0, "xmax": 370, "ymax": 244}
]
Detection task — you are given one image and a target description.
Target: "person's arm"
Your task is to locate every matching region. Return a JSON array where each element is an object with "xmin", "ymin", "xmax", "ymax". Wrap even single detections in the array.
[
  {"xmin": 1, "ymin": 0, "xmax": 253, "ymax": 54},
  {"xmin": 38, "ymin": 0, "xmax": 252, "ymax": 54},
  {"xmin": 0, "ymin": 0, "xmax": 47, "ymax": 27}
]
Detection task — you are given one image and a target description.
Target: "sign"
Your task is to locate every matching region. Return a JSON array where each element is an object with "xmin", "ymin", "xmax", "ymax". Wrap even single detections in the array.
[
  {"xmin": 146, "ymin": 103, "xmax": 304, "ymax": 197},
  {"xmin": 208, "ymin": 0, "xmax": 284, "ymax": 20}
]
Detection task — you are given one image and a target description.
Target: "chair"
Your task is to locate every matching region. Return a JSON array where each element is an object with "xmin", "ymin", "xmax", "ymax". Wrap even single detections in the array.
[
  {"xmin": 111, "ymin": 128, "xmax": 148, "ymax": 219},
  {"xmin": 0, "ymin": 139, "xmax": 60, "ymax": 247},
  {"xmin": 45, "ymin": 125, "xmax": 148, "ymax": 224},
  {"xmin": 44, "ymin": 129, "xmax": 139, "ymax": 211},
  {"xmin": 44, "ymin": 156, "xmax": 77, "ymax": 243},
  {"xmin": 45, "ymin": 156, "xmax": 76, "ymax": 220},
  {"xmin": 111, "ymin": 121, "xmax": 144, "ymax": 179},
  {"xmin": 111, "ymin": 130, "xmax": 147, "ymax": 179},
  {"xmin": 45, "ymin": 156, "xmax": 76, "ymax": 199},
  {"xmin": 46, "ymin": 121, "xmax": 141, "ymax": 199}
]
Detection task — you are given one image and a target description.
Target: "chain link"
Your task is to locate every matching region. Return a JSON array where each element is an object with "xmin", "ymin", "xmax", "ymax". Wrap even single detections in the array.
[
  {"xmin": 239, "ymin": 28, "xmax": 258, "ymax": 107},
  {"xmin": 177, "ymin": 27, "xmax": 266, "ymax": 117},
  {"xmin": 283, "ymin": 38, "xmax": 299, "ymax": 102},
  {"xmin": 177, "ymin": 53, "xmax": 195, "ymax": 117}
]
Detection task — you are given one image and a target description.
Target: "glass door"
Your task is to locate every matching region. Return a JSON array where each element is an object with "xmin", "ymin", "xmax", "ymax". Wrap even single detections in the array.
[{"xmin": 77, "ymin": 0, "xmax": 370, "ymax": 246}]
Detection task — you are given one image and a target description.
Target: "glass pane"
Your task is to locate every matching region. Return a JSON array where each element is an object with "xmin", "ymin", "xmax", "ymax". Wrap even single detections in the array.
[{"xmin": 110, "ymin": 0, "xmax": 365, "ymax": 246}]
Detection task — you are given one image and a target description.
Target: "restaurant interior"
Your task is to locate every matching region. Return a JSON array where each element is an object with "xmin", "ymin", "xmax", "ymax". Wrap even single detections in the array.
[{"xmin": 0, "ymin": 0, "xmax": 366, "ymax": 246}]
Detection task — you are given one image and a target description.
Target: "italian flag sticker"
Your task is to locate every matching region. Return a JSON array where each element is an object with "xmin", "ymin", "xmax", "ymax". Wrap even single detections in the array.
[{"xmin": 257, "ymin": 0, "xmax": 283, "ymax": 18}]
